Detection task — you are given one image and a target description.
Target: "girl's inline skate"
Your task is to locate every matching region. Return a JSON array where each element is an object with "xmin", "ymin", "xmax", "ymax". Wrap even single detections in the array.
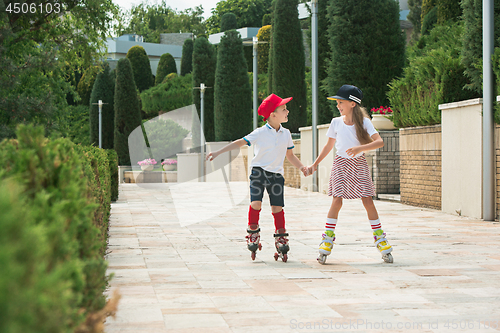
[
  {"xmin": 317, "ymin": 231, "xmax": 335, "ymax": 265},
  {"xmin": 373, "ymin": 229, "xmax": 393, "ymax": 263}
]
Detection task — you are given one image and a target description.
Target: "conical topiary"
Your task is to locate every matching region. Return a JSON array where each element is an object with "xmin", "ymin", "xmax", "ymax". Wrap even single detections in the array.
[
  {"xmin": 180, "ymin": 38, "xmax": 194, "ymax": 76},
  {"xmin": 126, "ymin": 45, "xmax": 154, "ymax": 92},
  {"xmin": 155, "ymin": 53, "xmax": 177, "ymax": 85}
]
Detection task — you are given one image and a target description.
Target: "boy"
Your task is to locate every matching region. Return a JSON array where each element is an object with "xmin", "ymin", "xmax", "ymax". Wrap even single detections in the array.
[{"xmin": 206, "ymin": 94, "xmax": 308, "ymax": 262}]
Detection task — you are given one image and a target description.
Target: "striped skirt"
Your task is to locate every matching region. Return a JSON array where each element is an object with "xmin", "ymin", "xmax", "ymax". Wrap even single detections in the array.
[{"xmin": 328, "ymin": 154, "xmax": 375, "ymax": 199}]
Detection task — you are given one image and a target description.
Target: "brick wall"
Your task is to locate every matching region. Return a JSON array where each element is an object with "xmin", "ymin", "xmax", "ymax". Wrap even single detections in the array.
[
  {"xmin": 284, "ymin": 140, "xmax": 301, "ymax": 189},
  {"xmin": 400, "ymin": 125, "xmax": 442, "ymax": 210},
  {"xmin": 496, "ymin": 125, "xmax": 500, "ymax": 220},
  {"xmin": 372, "ymin": 131, "xmax": 400, "ymax": 195}
]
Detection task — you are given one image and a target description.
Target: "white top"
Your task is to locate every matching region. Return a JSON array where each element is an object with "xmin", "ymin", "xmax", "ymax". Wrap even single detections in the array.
[
  {"xmin": 326, "ymin": 116, "xmax": 378, "ymax": 158},
  {"xmin": 244, "ymin": 123, "xmax": 294, "ymax": 175}
]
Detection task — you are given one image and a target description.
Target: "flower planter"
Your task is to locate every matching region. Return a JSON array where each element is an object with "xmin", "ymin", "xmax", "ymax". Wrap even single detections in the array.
[
  {"xmin": 371, "ymin": 114, "xmax": 396, "ymax": 131},
  {"xmin": 141, "ymin": 165, "xmax": 154, "ymax": 172},
  {"xmin": 162, "ymin": 164, "xmax": 176, "ymax": 171}
]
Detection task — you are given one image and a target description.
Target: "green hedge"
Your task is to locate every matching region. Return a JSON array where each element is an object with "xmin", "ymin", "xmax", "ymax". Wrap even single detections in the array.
[
  {"xmin": 0, "ymin": 125, "xmax": 118, "ymax": 332},
  {"xmin": 492, "ymin": 47, "xmax": 500, "ymax": 124},
  {"xmin": 140, "ymin": 74, "xmax": 193, "ymax": 117},
  {"xmin": 388, "ymin": 22, "xmax": 477, "ymax": 128}
]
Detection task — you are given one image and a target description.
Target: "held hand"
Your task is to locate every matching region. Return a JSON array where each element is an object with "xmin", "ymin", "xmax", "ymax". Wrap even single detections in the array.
[
  {"xmin": 306, "ymin": 165, "xmax": 317, "ymax": 176},
  {"xmin": 346, "ymin": 146, "xmax": 362, "ymax": 158},
  {"xmin": 206, "ymin": 151, "xmax": 218, "ymax": 161},
  {"xmin": 300, "ymin": 166, "xmax": 309, "ymax": 177}
]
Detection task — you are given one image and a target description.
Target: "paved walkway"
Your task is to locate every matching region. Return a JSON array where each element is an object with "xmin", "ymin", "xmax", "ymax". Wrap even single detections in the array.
[{"xmin": 105, "ymin": 182, "xmax": 500, "ymax": 333}]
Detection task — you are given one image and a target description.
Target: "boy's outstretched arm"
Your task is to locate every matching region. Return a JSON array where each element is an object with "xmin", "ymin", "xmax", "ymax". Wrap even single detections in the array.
[
  {"xmin": 286, "ymin": 149, "xmax": 309, "ymax": 177},
  {"xmin": 309, "ymin": 137, "xmax": 336, "ymax": 174},
  {"xmin": 206, "ymin": 138, "xmax": 247, "ymax": 161}
]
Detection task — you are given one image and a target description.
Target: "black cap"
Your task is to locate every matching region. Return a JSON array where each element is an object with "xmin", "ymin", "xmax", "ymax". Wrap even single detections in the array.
[{"xmin": 327, "ymin": 85, "xmax": 363, "ymax": 104}]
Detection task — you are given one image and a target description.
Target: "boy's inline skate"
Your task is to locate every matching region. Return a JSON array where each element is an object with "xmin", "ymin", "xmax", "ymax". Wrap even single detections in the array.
[
  {"xmin": 373, "ymin": 229, "xmax": 393, "ymax": 263},
  {"xmin": 246, "ymin": 227, "xmax": 262, "ymax": 260},
  {"xmin": 273, "ymin": 232, "xmax": 289, "ymax": 262},
  {"xmin": 317, "ymin": 231, "xmax": 335, "ymax": 265}
]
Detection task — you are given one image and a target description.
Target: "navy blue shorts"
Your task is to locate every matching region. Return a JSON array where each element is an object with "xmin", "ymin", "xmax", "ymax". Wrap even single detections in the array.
[{"xmin": 249, "ymin": 167, "xmax": 285, "ymax": 207}]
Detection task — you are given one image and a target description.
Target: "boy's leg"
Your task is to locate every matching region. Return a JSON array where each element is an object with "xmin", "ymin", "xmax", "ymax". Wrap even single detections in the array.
[
  {"xmin": 247, "ymin": 168, "xmax": 265, "ymax": 259},
  {"xmin": 248, "ymin": 201, "xmax": 261, "ymax": 230},
  {"xmin": 266, "ymin": 173, "xmax": 289, "ymax": 261}
]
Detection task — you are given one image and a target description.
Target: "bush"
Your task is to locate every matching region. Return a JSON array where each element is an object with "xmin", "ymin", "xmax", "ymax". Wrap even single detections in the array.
[
  {"xmin": 143, "ymin": 118, "xmax": 189, "ymax": 161},
  {"xmin": 257, "ymin": 25, "xmax": 271, "ymax": 74},
  {"xmin": 180, "ymin": 39, "xmax": 194, "ymax": 76},
  {"xmin": 325, "ymin": 0, "xmax": 406, "ymax": 113},
  {"xmin": 214, "ymin": 30, "xmax": 252, "ymax": 141},
  {"xmin": 155, "ymin": 53, "xmax": 177, "ymax": 86},
  {"xmin": 90, "ymin": 62, "xmax": 115, "ymax": 149},
  {"xmin": 126, "ymin": 45, "xmax": 154, "ymax": 92},
  {"xmin": 269, "ymin": 0, "xmax": 307, "ymax": 133},
  {"xmin": 220, "ymin": 12, "xmax": 238, "ymax": 32},
  {"xmin": 421, "ymin": 6, "xmax": 437, "ymax": 35},
  {"xmin": 141, "ymin": 74, "xmax": 193, "ymax": 117},
  {"xmin": 0, "ymin": 125, "xmax": 117, "ymax": 332},
  {"xmin": 114, "ymin": 58, "xmax": 143, "ymax": 166},
  {"xmin": 192, "ymin": 37, "xmax": 216, "ymax": 143},
  {"xmin": 388, "ymin": 22, "xmax": 477, "ymax": 128},
  {"xmin": 77, "ymin": 68, "xmax": 97, "ymax": 106},
  {"xmin": 63, "ymin": 105, "xmax": 90, "ymax": 146}
]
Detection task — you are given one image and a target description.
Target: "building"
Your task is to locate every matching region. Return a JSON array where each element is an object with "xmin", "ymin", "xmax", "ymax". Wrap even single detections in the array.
[{"xmin": 105, "ymin": 33, "xmax": 193, "ymax": 76}]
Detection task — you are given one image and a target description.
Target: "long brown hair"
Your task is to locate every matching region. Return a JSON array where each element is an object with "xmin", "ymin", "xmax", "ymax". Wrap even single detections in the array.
[{"xmin": 352, "ymin": 104, "xmax": 373, "ymax": 144}]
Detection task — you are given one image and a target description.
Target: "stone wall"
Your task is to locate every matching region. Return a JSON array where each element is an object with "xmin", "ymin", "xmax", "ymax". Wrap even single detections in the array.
[
  {"xmin": 283, "ymin": 140, "xmax": 302, "ymax": 189},
  {"xmin": 400, "ymin": 125, "xmax": 442, "ymax": 210},
  {"xmin": 372, "ymin": 130, "xmax": 400, "ymax": 196}
]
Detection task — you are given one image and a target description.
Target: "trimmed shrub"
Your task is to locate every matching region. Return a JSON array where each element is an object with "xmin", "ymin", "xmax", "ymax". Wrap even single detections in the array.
[
  {"xmin": 421, "ymin": 0, "xmax": 436, "ymax": 25},
  {"xmin": 408, "ymin": 0, "xmax": 422, "ymax": 40},
  {"xmin": 269, "ymin": 0, "xmax": 307, "ymax": 133},
  {"xmin": 143, "ymin": 118, "xmax": 189, "ymax": 161},
  {"xmin": 257, "ymin": 25, "xmax": 271, "ymax": 74},
  {"xmin": 325, "ymin": 0, "xmax": 405, "ymax": 113},
  {"xmin": 214, "ymin": 30, "xmax": 252, "ymax": 141},
  {"xmin": 141, "ymin": 74, "xmax": 193, "ymax": 117},
  {"xmin": 126, "ymin": 45, "xmax": 154, "ymax": 92},
  {"xmin": 90, "ymin": 62, "xmax": 115, "ymax": 149},
  {"xmin": 180, "ymin": 39, "xmax": 194, "ymax": 76},
  {"xmin": 388, "ymin": 22, "xmax": 477, "ymax": 128},
  {"xmin": 0, "ymin": 125, "xmax": 117, "ymax": 332},
  {"xmin": 114, "ymin": 58, "xmax": 143, "ymax": 166},
  {"xmin": 64, "ymin": 105, "xmax": 90, "ymax": 146},
  {"xmin": 421, "ymin": 6, "xmax": 437, "ymax": 35},
  {"xmin": 192, "ymin": 37, "xmax": 216, "ymax": 143},
  {"xmin": 220, "ymin": 12, "xmax": 238, "ymax": 32},
  {"xmin": 437, "ymin": 0, "xmax": 462, "ymax": 24},
  {"xmin": 155, "ymin": 53, "xmax": 177, "ymax": 86}
]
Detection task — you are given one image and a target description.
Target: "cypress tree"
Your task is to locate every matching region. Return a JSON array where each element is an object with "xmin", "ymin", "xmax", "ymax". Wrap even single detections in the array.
[
  {"xmin": 220, "ymin": 13, "xmax": 238, "ymax": 32},
  {"xmin": 114, "ymin": 58, "xmax": 143, "ymax": 166},
  {"xmin": 325, "ymin": 0, "xmax": 405, "ymax": 112},
  {"xmin": 461, "ymin": 0, "xmax": 500, "ymax": 94},
  {"xmin": 408, "ymin": 0, "xmax": 423, "ymax": 42},
  {"xmin": 214, "ymin": 30, "xmax": 252, "ymax": 141},
  {"xmin": 257, "ymin": 25, "xmax": 271, "ymax": 74},
  {"xmin": 437, "ymin": 0, "xmax": 462, "ymax": 24},
  {"xmin": 180, "ymin": 39, "xmax": 194, "ymax": 76},
  {"xmin": 317, "ymin": 0, "xmax": 335, "ymax": 123},
  {"xmin": 269, "ymin": 0, "xmax": 307, "ymax": 132},
  {"xmin": 126, "ymin": 45, "xmax": 154, "ymax": 92},
  {"xmin": 90, "ymin": 62, "xmax": 115, "ymax": 149},
  {"xmin": 192, "ymin": 37, "xmax": 216, "ymax": 143},
  {"xmin": 155, "ymin": 53, "xmax": 177, "ymax": 85}
]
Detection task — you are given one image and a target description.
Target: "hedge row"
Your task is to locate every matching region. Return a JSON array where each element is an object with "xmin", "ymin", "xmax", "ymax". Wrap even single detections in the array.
[{"xmin": 0, "ymin": 125, "xmax": 118, "ymax": 332}]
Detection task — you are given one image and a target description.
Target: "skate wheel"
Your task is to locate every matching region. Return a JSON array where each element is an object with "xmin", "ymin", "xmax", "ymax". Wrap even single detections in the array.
[
  {"xmin": 274, "ymin": 253, "xmax": 279, "ymax": 261},
  {"xmin": 282, "ymin": 254, "xmax": 287, "ymax": 262},
  {"xmin": 251, "ymin": 251, "xmax": 256, "ymax": 261},
  {"xmin": 383, "ymin": 253, "xmax": 393, "ymax": 263},
  {"xmin": 317, "ymin": 254, "xmax": 327, "ymax": 265},
  {"xmin": 258, "ymin": 243, "xmax": 262, "ymax": 251}
]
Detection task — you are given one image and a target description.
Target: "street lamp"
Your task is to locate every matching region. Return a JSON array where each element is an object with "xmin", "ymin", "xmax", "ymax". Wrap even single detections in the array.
[
  {"xmin": 311, "ymin": 0, "xmax": 319, "ymax": 192},
  {"xmin": 244, "ymin": 36, "xmax": 268, "ymax": 130}
]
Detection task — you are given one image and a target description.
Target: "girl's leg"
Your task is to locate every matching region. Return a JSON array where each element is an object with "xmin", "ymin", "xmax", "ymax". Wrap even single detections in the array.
[
  {"xmin": 362, "ymin": 197, "xmax": 393, "ymax": 260},
  {"xmin": 361, "ymin": 196, "xmax": 379, "ymax": 221}
]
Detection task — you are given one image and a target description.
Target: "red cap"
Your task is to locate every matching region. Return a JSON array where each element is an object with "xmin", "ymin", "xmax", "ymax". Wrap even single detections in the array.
[{"xmin": 258, "ymin": 94, "xmax": 293, "ymax": 121}]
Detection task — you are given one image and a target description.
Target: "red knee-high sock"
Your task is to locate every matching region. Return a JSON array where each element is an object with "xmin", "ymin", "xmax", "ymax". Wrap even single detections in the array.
[
  {"xmin": 248, "ymin": 205, "xmax": 261, "ymax": 228},
  {"xmin": 273, "ymin": 210, "xmax": 285, "ymax": 232}
]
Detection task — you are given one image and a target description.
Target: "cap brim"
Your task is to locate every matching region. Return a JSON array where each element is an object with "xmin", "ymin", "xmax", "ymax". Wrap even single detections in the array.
[
  {"xmin": 327, "ymin": 95, "xmax": 347, "ymax": 101},
  {"xmin": 278, "ymin": 97, "xmax": 293, "ymax": 105}
]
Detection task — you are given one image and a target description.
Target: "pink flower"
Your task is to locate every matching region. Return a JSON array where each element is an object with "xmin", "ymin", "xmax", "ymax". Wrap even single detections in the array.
[{"xmin": 138, "ymin": 158, "xmax": 157, "ymax": 166}]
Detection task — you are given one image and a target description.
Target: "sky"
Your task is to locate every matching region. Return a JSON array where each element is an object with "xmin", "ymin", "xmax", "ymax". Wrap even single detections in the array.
[{"xmin": 112, "ymin": 0, "xmax": 220, "ymax": 19}]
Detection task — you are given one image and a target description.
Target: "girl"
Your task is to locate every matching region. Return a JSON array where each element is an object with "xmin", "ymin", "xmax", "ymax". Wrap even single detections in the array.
[{"xmin": 307, "ymin": 85, "xmax": 393, "ymax": 264}]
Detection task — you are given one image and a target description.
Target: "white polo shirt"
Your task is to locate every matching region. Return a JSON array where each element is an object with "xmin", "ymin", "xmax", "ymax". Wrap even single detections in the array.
[
  {"xmin": 326, "ymin": 116, "xmax": 378, "ymax": 158},
  {"xmin": 244, "ymin": 123, "xmax": 294, "ymax": 175}
]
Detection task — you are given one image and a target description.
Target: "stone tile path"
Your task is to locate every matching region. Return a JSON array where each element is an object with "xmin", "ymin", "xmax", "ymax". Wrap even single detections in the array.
[{"xmin": 105, "ymin": 183, "xmax": 500, "ymax": 332}]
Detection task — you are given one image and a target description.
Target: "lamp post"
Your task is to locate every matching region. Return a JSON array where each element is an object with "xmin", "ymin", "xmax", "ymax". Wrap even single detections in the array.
[
  {"xmin": 311, "ymin": 0, "xmax": 319, "ymax": 192},
  {"xmin": 91, "ymin": 99, "xmax": 107, "ymax": 149},
  {"xmin": 244, "ymin": 36, "xmax": 268, "ymax": 130},
  {"xmin": 200, "ymin": 83, "xmax": 206, "ymax": 182},
  {"xmin": 483, "ymin": 0, "xmax": 495, "ymax": 221}
]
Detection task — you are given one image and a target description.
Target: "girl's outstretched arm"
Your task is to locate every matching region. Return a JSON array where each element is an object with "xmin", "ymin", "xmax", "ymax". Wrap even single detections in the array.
[
  {"xmin": 206, "ymin": 138, "xmax": 247, "ymax": 161},
  {"xmin": 309, "ymin": 137, "xmax": 336, "ymax": 174}
]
